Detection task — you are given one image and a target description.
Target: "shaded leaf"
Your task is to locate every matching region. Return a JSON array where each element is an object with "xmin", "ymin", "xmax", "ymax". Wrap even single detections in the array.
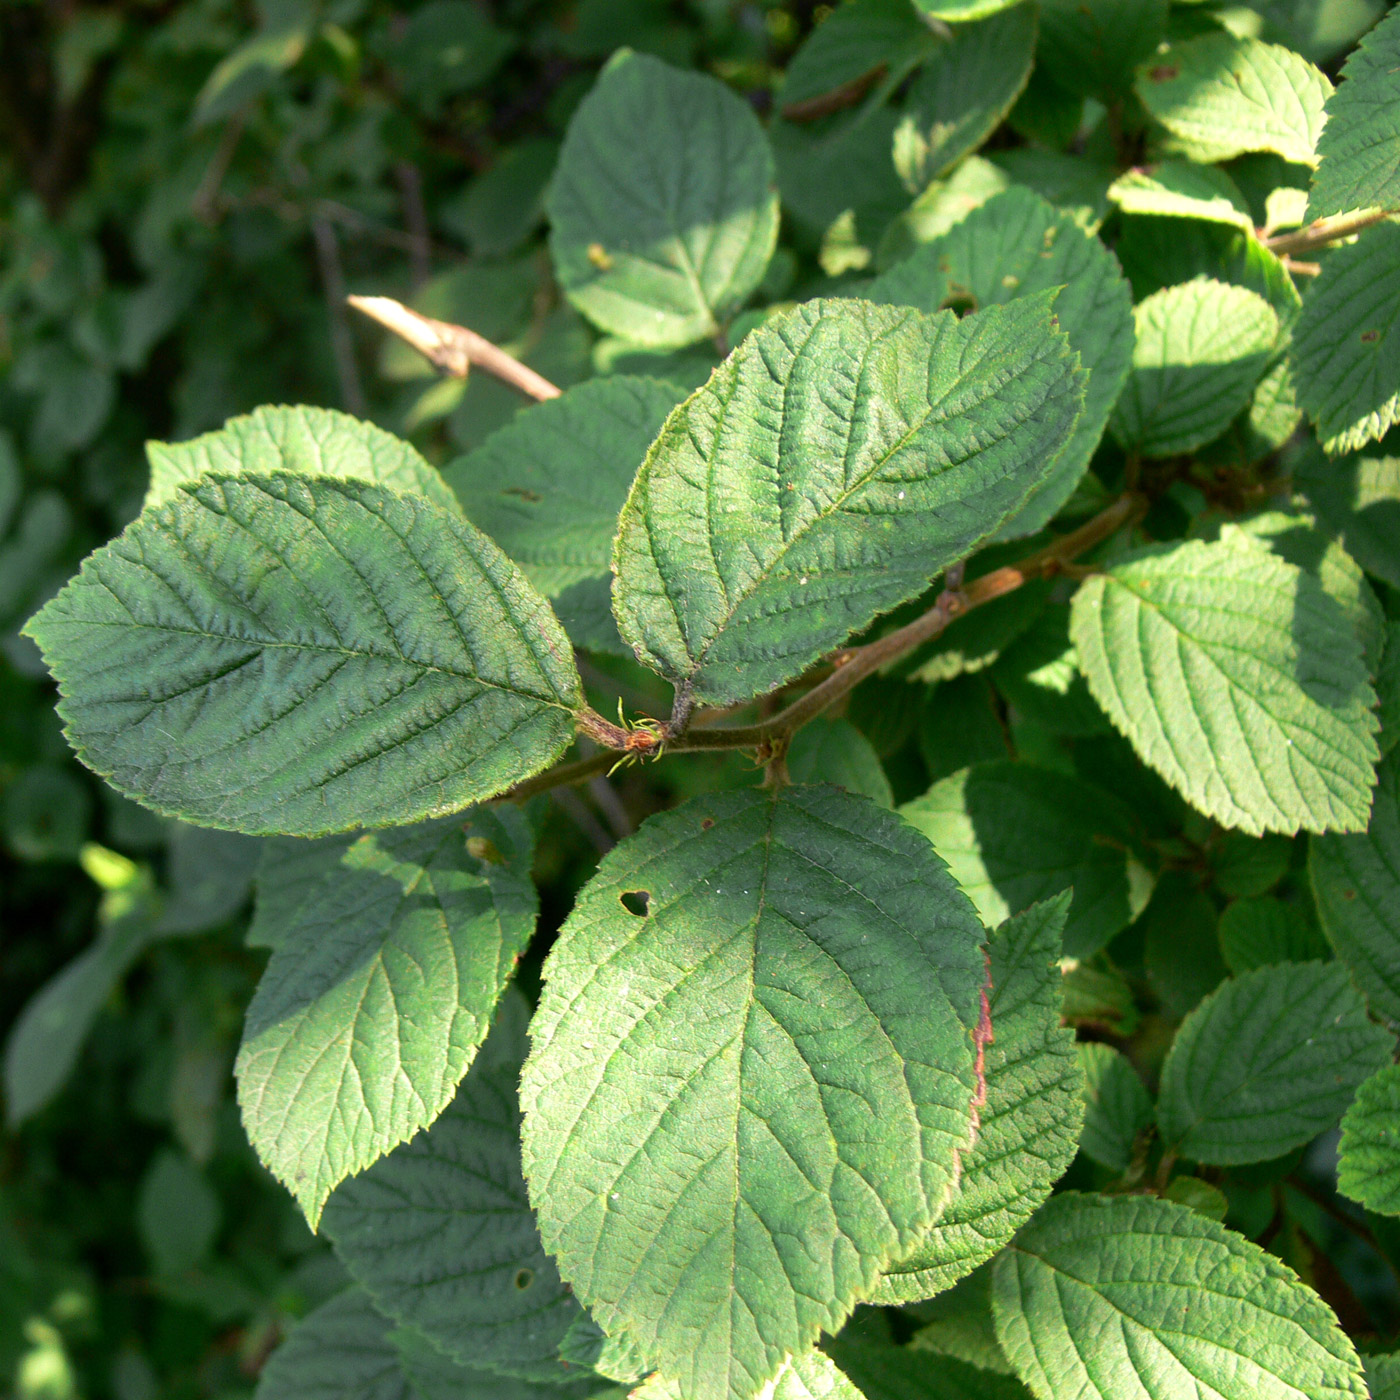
[
  {"xmin": 547, "ymin": 51, "xmax": 779, "ymax": 347},
  {"xmin": 254, "ymin": 1289, "xmax": 410, "ymax": 1400},
  {"xmin": 236, "ymin": 809, "xmax": 537, "ymax": 1225},
  {"xmin": 1337, "ymin": 1061, "xmax": 1400, "ymax": 1215},
  {"xmin": 1077, "ymin": 1043, "xmax": 1153, "ymax": 1173},
  {"xmin": 1294, "ymin": 440, "xmax": 1400, "ymax": 588},
  {"xmin": 785, "ymin": 719, "xmax": 893, "ymax": 807},
  {"xmin": 1037, "ymin": 0, "xmax": 1168, "ymax": 99},
  {"xmin": 1218, "ymin": 896, "xmax": 1329, "ymax": 974},
  {"xmin": 1156, "ymin": 961, "xmax": 1393, "ymax": 1164}
]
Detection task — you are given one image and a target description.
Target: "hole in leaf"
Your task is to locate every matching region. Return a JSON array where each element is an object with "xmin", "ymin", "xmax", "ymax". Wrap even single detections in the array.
[
  {"xmin": 467, "ymin": 836, "xmax": 504, "ymax": 864},
  {"xmin": 514, "ymin": 1268, "xmax": 534, "ymax": 1290},
  {"xmin": 1362, "ymin": 329, "xmax": 1380, "ymax": 343},
  {"xmin": 620, "ymin": 890, "xmax": 650, "ymax": 917},
  {"xmin": 701, "ymin": 818, "xmax": 714, "ymax": 830}
]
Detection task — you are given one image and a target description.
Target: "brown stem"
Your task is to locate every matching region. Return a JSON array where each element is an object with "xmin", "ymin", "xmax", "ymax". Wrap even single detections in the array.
[
  {"xmin": 1266, "ymin": 206, "xmax": 1394, "ymax": 257},
  {"xmin": 313, "ymin": 219, "xmax": 367, "ymax": 417},
  {"xmin": 500, "ymin": 493, "xmax": 1145, "ymax": 805},
  {"xmin": 346, "ymin": 295, "xmax": 562, "ymax": 401}
]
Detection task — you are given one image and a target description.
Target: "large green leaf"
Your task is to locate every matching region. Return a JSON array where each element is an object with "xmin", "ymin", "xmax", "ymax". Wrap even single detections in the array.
[
  {"xmin": 254, "ymin": 1289, "xmax": 410, "ymax": 1400},
  {"xmin": 1310, "ymin": 748, "xmax": 1400, "ymax": 1022},
  {"xmin": 1069, "ymin": 531, "xmax": 1379, "ymax": 836},
  {"xmin": 236, "ymin": 809, "xmax": 537, "ymax": 1225},
  {"xmin": 393, "ymin": 1326, "xmax": 618, "ymax": 1400},
  {"xmin": 443, "ymin": 376, "xmax": 684, "ymax": 599},
  {"xmin": 900, "ymin": 762, "xmax": 1153, "ymax": 959},
  {"xmin": 872, "ymin": 894, "xmax": 1083, "ymax": 1304},
  {"xmin": 546, "ymin": 51, "xmax": 779, "ymax": 347},
  {"xmin": 825, "ymin": 1337, "xmax": 1030, "ymax": 1400},
  {"xmin": 1110, "ymin": 278, "xmax": 1279, "ymax": 458},
  {"xmin": 1307, "ymin": 6, "xmax": 1400, "ymax": 219},
  {"xmin": 1135, "ymin": 33, "xmax": 1332, "ymax": 165},
  {"xmin": 1337, "ymin": 1062, "xmax": 1400, "ymax": 1215},
  {"xmin": 248, "ymin": 834, "xmax": 356, "ymax": 952},
  {"xmin": 1107, "ymin": 161, "xmax": 1254, "ymax": 231},
  {"xmin": 520, "ymin": 786, "xmax": 988, "ymax": 1400},
  {"xmin": 24, "ymin": 474, "xmax": 583, "ymax": 836},
  {"xmin": 992, "ymin": 1193, "xmax": 1368, "ymax": 1400},
  {"xmin": 1290, "ymin": 223, "xmax": 1400, "ymax": 454},
  {"xmin": 1217, "ymin": 896, "xmax": 1329, "ymax": 974},
  {"xmin": 144, "ymin": 404, "xmax": 460, "ymax": 514},
  {"xmin": 1155, "ymin": 961, "xmax": 1393, "ymax": 1165},
  {"xmin": 320, "ymin": 990, "xmax": 580, "ymax": 1379},
  {"xmin": 1036, "ymin": 0, "xmax": 1167, "ymax": 99},
  {"xmin": 867, "ymin": 188, "xmax": 1132, "ymax": 537},
  {"xmin": 891, "ymin": 5, "xmax": 1037, "ymax": 191},
  {"xmin": 613, "ymin": 296, "xmax": 1086, "ymax": 709}
]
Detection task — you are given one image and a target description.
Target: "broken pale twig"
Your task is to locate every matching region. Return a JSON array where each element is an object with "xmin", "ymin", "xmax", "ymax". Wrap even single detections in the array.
[{"xmin": 347, "ymin": 294, "xmax": 561, "ymax": 401}]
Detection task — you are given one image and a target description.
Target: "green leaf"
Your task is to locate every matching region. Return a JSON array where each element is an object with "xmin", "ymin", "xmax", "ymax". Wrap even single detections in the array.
[
  {"xmin": 444, "ymin": 377, "xmax": 683, "ymax": 597},
  {"xmin": 1141, "ymin": 871, "xmax": 1227, "ymax": 1018},
  {"xmin": 907, "ymin": 1266, "xmax": 1014, "ymax": 1372},
  {"xmin": 990, "ymin": 606, "xmax": 1111, "ymax": 738},
  {"xmin": 642, "ymin": 1351, "xmax": 870, "ymax": 1400},
  {"xmin": 1069, "ymin": 531, "xmax": 1379, "ymax": 836},
  {"xmin": 236, "ymin": 808, "xmax": 537, "ymax": 1225},
  {"xmin": 254, "ymin": 1289, "xmax": 410, "ymax": 1400},
  {"xmin": 1107, "ymin": 161, "xmax": 1255, "ymax": 230},
  {"xmin": 520, "ymin": 786, "xmax": 988, "ymax": 1400},
  {"xmin": 1212, "ymin": 831, "xmax": 1293, "ymax": 898},
  {"xmin": 1037, "ymin": 0, "xmax": 1168, "ymax": 99},
  {"xmin": 891, "ymin": 5, "xmax": 1037, "ymax": 191},
  {"xmin": 785, "ymin": 719, "xmax": 893, "ymax": 807},
  {"xmin": 911, "ymin": 0, "xmax": 1025, "ymax": 18},
  {"xmin": 1310, "ymin": 748, "xmax": 1400, "ymax": 1022},
  {"xmin": 1110, "ymin": 278, "xmax": 1279, "ymax": 457},
  {"xmin": 1077, "ymin": 1043, "xmax": 1153, "ymax": 1173},
  {"xmin": 24, "ymin": 474, "xmax": 582, "ymax": 837},
  {"xmin": 248, "ymin": 835, "xmax": 355, "ymax": 952},
  {"xmin": 901, "ymin": 762, "xmax": 1153, "ymax": 959},
  {"xmin": 867, "ymin": 188, "xmax": 1132, "ymax": 537},
  {"xmin": 1136, "ymin": 33, "xmax": 1332, "ymax": 166},
  {"xmin": 144, "ymin": 404, "xmax": 461, "ymax": 515},
  {"xmin": 918, "ymin": 675, "xmax": 1008, "ymax": 783},
  {"xmin": 1218, "ymin": 896, "xmax": 1329, "ymax": 974},
  {"xmin": 1307, "ymin": 6, "xmax": 1400, "ymax": 219},
  {"xmin": 1294, "ymin": 440, "xmax": 1400, "ymax": 588},
  {"xmin": 1380, "ymin": 621, "xmax": 1400, "ymax": 752},
  {"xmin": 138, "ymin": 1148, "xmax": 220, "ymax": 1276},
  {"xmin": 1155, "ymin": 961, "xmax": 1393, "ymax": 1164},
  {"xmin": 1290, "ymin": 222, "xmax": 1400, "ymax": 454},
  {"xmin": 780, "ymin": 0, "xmax": 937, "ymax": 118},
  {"xmin": 992, "ymin": 1193, "xmax": 1368, "ymax": 1400},
  {"xmin": 393, "ymin": 1326, "xmax": 618, "ymax": 1400},
  {"xmin": 321, "ymin": 989, "xmax": 580, "ymax": 1379},
  {"xmin": 376, "ymin": 0, "xmax": 515, "ymax": 113},
  {"xmin": 825, "ymin": 1337, "xmax": 1031, "ymax": 1400},
  {"xmin": 614, "ymin": 296, "xmax": 1086, "ymax": 709},
  {"xmin": 1366, "ymin": 1354, "xmax": 1400, "ymax": 1400},
  {"xmin": 560, "ymin": 1314, "xmax": 649, "ymax": 1384},
  {"xmin": 872, "ymin": 894, "xmax": 1083, "ymax": 1304},
  {"xmin": 1337, "ymin": 1062, "xmax": 1400, "ymax": 1215},
  {"xmin": 547, "ymin": 51, "xmax": 779, "ymax": 347}
]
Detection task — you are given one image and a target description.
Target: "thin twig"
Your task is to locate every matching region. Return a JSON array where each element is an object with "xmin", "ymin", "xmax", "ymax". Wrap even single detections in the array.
[
  {"xmin": 347, "ymin": 295, "xmax": 562, "ymax": 401},
  {"xmin": 394, "ymin": 161, "xmax": 433, "ymax": 287},
  {"xmin": 501, "ymin": 491, "xmax": 1145, "ymax": 804},
  {"xmin": 312, "ymin": 219, "xmax": 367, "ymax": 416},
  {"xmin": 1265, "ymin": 206, "xmax": 1394, "ymax": 257},
  {"xmin": 191, "ymin": 108, "xmax": 247, "ymax": 223}
]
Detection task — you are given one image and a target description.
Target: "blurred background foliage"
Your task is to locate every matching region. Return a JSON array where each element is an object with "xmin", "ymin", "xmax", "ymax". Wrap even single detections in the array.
[{"xmin": 2, "ymin": 0, "xmax": 1397, "ymax": 1396}]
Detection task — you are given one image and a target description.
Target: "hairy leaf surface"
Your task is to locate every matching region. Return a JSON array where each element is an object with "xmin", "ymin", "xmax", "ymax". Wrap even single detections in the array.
[
  {"xmin": 992, "ymin": 1193, "xmax": 1368, "ymax": 1400},
  {"xmin": 1070, "ymin": 532, "xmax": 1379, "ymax": 835},
  {"xmin": 144, "ymin": 404, "xmax": 460, "ymax": 514},
  {"xmin": 1110, "ymin": 278, "xmax": 1278, "ymax": 457},
  {"xmin": 25, "ymin": 474, "xmax": 582, "ymax": 835},
  {"xmin": 872, "ymin": 894, "xmax": 1083, "ymax": 1304},
  {"xmin": 444, "ymin": 376, "xmax": 684, "ymax": 597},
  {"xmin": 901, "ymin": 762, "xmax": 1151, "ymax": 959},
  {"xmin": 1290, "ymin": 223, "xmax": 1400, "ymax": 454},
  {"xmin": 1307, "ymin": 6, "xmax": 1400, "ymax": 219},
  {"xmin": 613, "ymin": 296, "xmax": 1086, "ymax": 708},
  {"xmin": 321, "ymin": 991, "xmax": 582, "ymax": 1378},
  {"xmin": 867, "ymin": 188, "xmax": 1132, "ymax": 537},
  {"xmin": 1135, "ymin": 33, "xmax": 1332, "ymax": 165},
  {"xmin": 547, "ymin": 51, "xmax": 778, "ymax": 347},
  {"xmin": 1337, "ymin": 1062, "xmax": 1400, "ymax": 1215},
  {"xmin": 521, "ymin": 785, "xmax": 988, "ymax": 1400},
  {"xmin": 1310, "ymin": 749, "xmax": 1400, "ymax": 1022},
  {"xmin": 1155, "ymin": 961, "xmax": 1393, "ymax": 1164}
]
